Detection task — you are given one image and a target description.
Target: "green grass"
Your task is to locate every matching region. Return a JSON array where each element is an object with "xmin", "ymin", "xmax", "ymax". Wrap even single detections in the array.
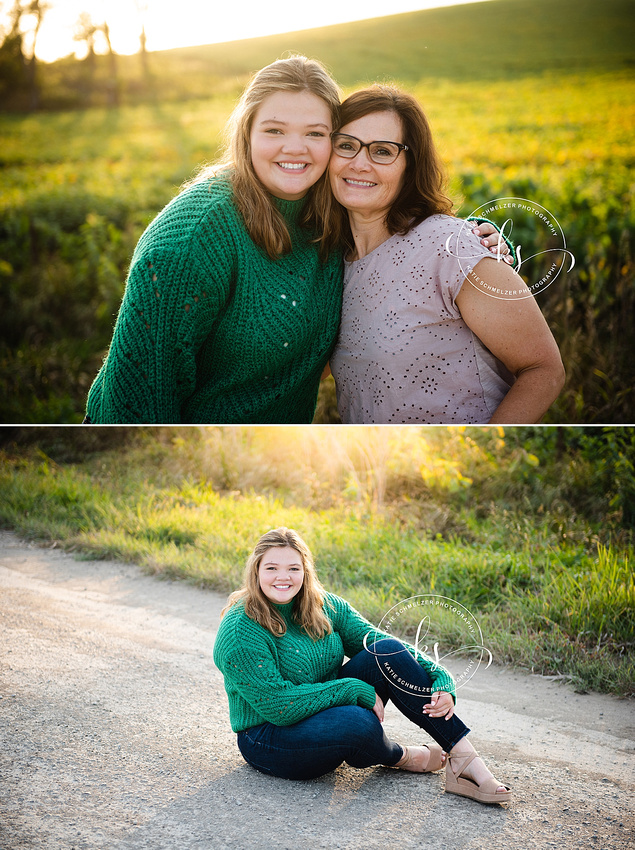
[
  {"xmin": 1, "ymin": 425, "xmax": 633, "ymax": 696},
  {"xmin": 1, "ymin": 0, "xmax": 634, "ymax": 422}
]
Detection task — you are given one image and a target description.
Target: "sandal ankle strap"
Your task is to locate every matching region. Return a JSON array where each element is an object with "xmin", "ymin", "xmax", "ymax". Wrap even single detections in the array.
[{"xmin": 447, "ymin": 750, "xmax": 478, "ymax": 774}]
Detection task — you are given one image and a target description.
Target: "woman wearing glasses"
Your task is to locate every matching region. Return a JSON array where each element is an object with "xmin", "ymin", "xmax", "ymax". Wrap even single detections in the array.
[
  {"xmin": 84, "ymin": 57, "xmax": 505, "ymax": 424},
  {"xmin": 327, "ymin": 86, "xmax": 565, "ymax": 424}
]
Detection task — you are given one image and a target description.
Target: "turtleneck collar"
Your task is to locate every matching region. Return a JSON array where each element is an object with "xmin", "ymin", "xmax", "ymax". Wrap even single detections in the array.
[
  {"xmin": 272, "ymin": 194, "xmax": 307, "ymax": 225},
  {"xmin": 272, "ymin": 600, "xmax": 296, "ymax": 621}
]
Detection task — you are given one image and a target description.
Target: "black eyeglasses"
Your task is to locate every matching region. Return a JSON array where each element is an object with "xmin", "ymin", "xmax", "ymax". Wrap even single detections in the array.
[{"xmin": 331, "ymin": 133, "xmax": 409, "ymax": 165}]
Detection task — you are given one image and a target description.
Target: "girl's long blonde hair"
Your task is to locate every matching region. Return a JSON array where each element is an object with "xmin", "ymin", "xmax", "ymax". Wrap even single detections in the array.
[
  {"xmin": 221, "ymin": 527, "xmax": 333, "ymax": 639},
  {"xmin": 198, "ymin": 55, "xmax": 341, "ymax": 260}
]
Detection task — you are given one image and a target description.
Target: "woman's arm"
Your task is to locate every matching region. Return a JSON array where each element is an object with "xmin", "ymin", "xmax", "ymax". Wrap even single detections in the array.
[{"xmin": 455, "ymin": 257, "xmax": 565, "ymax": 424}]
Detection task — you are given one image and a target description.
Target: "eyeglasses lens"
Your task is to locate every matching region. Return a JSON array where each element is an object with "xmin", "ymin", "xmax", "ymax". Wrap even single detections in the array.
[
  {"xmin": 332, "ymin": 135, "xmax": 401, "ymax": 164},
  {"xmin": 368, "ymin": 143, "xmax": 400, "ymax": 164}
]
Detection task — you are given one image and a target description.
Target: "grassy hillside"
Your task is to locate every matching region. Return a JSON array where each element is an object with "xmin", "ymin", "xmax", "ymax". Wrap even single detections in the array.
[
  {"xmin": 37, "ymin": 0, "xmax": 635, "ymax": 106},
  {"xmin": 0, "ymin": 0, "xmax": 633, "ymax": 422},
  {"xmin": 149, "ymin": 0, "xmax": 635, "ymax": 85}
]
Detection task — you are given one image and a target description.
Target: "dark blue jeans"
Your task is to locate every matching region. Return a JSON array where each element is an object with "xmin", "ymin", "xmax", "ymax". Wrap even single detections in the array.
[{"xmin": 236, "ymin": 638, "xmax": 470, "ymax": 780}]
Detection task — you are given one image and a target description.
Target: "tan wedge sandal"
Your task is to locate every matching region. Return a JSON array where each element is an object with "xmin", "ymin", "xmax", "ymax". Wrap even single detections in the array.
[
  {"xmin": 395, "ymin": 743, "xmax": 445, "ymax": 773},
  {"xmin": 445, "ymin": 750, "xmax": 512, "ymax": 804}
]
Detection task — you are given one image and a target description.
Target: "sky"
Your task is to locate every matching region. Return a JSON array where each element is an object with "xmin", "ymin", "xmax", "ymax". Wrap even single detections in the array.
[{"xmin": 16, "ymin": 0, "xmax": 492, "ymax": 63}]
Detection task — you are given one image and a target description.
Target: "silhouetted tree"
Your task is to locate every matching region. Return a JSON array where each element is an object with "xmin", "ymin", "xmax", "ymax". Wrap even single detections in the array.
[
  {"xmin": 0, "ymin": 28, "xmax": 26, "ymax": 108},
  {"xmin": 0, "ymin": 0, "xmax": 48, "ymax": 110},
  {"xmin": 135, "ymin": 0, "xmax": 151, "ymax": 87},
  {"xmin": 73, "ymin": 11, "xmax": 97, "ymax": 103},
  {"xmin": 24, "ymin": 0, "xmax": 47, "ymax": 109},
  {"xmin": 100, "ymin": 21, "xmax": 120, "ymax": 107}
]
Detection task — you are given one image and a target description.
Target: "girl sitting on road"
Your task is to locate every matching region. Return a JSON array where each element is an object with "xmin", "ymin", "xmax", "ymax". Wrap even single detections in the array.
[{"xmin": 213, "ymin": 527, "xmax": 512, "ymax": 804}]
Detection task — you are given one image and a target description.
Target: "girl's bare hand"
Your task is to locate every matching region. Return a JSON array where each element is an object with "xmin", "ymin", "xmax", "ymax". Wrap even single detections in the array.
[
  {"xmin": 373, "ymin": 693, "xmax": 385, "ymax": 723},
  {"xmin": 423, "ymin": 691, "xmax": 455, "ymax": 720},
  {"xmin": 472, "ymin": 222, "xmax": 514, "ymax": 264}
]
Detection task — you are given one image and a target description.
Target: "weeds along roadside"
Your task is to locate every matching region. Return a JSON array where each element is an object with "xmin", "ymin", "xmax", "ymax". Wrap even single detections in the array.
[{"xmin": 0, "ymin": 426, "xmax": 633, "ymax": 696}]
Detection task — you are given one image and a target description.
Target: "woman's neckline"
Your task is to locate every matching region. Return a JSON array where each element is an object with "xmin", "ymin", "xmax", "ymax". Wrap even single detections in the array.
[
  {"xmin": 346, "ymin": 212, "xmax": 393, "ymax": 263},
  {"xmin": 345, "ymin": 214, "xmax": 441, "ymax": 265},
  {"xmin": 346, "ymin": 228, "xmax": 401, "ymax": 265}
]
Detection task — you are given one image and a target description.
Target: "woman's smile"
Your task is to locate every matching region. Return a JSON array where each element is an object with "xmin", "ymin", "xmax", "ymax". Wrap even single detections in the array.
[{"xmin": 343, "ymin": 177, "xmax": 377, "ymax": 187}]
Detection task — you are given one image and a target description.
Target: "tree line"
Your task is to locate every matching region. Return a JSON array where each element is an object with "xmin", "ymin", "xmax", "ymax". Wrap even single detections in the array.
[{"xmin": 0, "ymin": 0, "xmax": 151, "ymax": 110}]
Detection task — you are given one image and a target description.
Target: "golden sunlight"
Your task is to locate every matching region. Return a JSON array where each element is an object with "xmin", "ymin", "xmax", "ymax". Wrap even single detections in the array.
[{"xmin": 31, "ymin": 0, "xmax": 492, "ymax": 63}]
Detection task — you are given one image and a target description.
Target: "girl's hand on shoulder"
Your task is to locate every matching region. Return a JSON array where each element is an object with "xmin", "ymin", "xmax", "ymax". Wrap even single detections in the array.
[
  {"xmin": 423, "ymin": 691, "xmax": 455, "ymax": 720},
  {"xmin": 471, "ymin": 222, "xmax": 514, "ymax": 264}
]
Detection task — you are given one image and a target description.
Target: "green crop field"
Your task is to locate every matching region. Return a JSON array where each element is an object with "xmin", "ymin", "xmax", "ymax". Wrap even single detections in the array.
[{"xmin": 1, "ymin": 0, "xmax": 633, "ymax": 422}]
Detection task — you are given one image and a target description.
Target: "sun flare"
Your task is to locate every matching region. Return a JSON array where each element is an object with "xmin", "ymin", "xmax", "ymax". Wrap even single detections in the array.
[{"xmin": 28, "ymin": 0, "xmax": 492, "ymax": 63}]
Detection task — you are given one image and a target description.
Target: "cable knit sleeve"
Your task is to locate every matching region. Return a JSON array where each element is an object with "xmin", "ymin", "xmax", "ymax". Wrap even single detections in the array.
[
  {"xmin": 213, "ymin": 606, "xmax": 376, "ymax": 730},
  {"xmin": 326, "ymin": 594, "xmax": 457, "ymax": 700},
  {"xmin": 86, "ymin": 181, "xmax": 236, "ymax": 423}
]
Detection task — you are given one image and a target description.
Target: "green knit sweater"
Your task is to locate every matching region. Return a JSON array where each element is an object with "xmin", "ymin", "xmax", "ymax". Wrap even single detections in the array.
[
  {"xmin": 86, "ymin": 178, "xmax": 343, "ymax": 423},
  {"xmin": 213, "ymin": 592, "xmax": 456, "ymax": 733}
]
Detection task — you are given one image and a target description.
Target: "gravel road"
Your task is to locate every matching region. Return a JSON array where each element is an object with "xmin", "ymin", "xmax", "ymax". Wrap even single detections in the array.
[{"xmin": 1, "ymin": 529, "xmax": 633, "ymax": 849}]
